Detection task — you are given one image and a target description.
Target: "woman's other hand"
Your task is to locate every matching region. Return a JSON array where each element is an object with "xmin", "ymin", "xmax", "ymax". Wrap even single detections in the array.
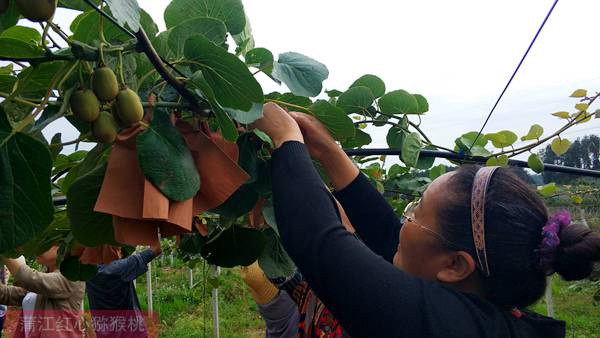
[
  {"xmin": 288, "ymin": 111, "xmax": 338, "ymax": 162},
  {"xmin": 253, "ymin": 102, "xmax": 303, "ymax": 148}
]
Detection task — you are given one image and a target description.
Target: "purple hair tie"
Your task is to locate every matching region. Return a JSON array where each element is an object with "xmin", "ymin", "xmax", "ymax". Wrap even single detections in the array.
[{"xmin": 537, "ymin": 211, "xmax": 571, "ymax": 275}]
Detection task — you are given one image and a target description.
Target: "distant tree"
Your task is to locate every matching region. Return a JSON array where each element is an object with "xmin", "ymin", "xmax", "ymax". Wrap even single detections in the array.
[{"xmin": 540, "ymin": 134, "xmax": 599, "ymax": 184}]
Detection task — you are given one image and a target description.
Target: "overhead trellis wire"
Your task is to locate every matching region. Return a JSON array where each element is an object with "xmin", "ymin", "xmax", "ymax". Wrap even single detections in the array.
[{"xmin": 468, "ymin": 0, "xmax": 560, "ymax": 152}]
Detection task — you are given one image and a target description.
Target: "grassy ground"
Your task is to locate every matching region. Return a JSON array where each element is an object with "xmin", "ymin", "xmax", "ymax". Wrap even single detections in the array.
[{"xmin": 134, "ymin": 258, "xmax": 265, "ymax": 338}]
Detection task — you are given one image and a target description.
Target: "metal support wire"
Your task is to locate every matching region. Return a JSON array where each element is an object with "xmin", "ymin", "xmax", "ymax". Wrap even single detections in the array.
[
  {"xmin": 469, "ymin": 0, "xmax": 560, "ymax": 151},
  {"xmin": 344, "ymin": 148, "xmax": 600, "ymax": 178}
]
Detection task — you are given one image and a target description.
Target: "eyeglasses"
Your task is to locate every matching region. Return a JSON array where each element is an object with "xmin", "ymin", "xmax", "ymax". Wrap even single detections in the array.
[{"xmin": 401, "ymin": 198, "xmax": 458, "ymax": 249}]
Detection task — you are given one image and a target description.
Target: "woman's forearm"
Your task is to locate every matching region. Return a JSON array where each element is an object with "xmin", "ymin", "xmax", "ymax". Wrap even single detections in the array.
[{"xmin": 318, "ymin": 146, "xmax": 360, "ymax": 191}]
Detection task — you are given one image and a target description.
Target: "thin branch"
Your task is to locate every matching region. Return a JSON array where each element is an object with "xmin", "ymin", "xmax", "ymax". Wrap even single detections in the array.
[
  {"xmin": 0, "ymin": 92, "xmax": 39, "ymax": 107},
  {"xmin": 134, "ymin": 28, "xmax": 207, "ymax": 117},
  {"xmin": 46, "ymin": 22, "xmax": 71, "ymax": 44}
]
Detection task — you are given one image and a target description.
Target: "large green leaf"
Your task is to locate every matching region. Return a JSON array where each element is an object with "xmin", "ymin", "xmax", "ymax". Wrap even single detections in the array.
[
  {"xmin": 350, "ymin": 74, "xmax": 386, "ymax": 98},
  {"xmin": 60, "ymin": 256, "xmax": 98, "ymax": 282},
  {"xmin": 67, "ymin": 164, "xmax": 116, "ymax": 247},
  {"xmin": 309, "ymin": 100, "xmax": 355, "ymax": 141},
  {"xmin": 232, "ymin": 14, "xmax": 254, "ymax": 55},
  {"xmin": 184, "ymin": 34, "xmax": 263, "ymax": 112},
  {"xmin": 401, "ymin": 132, "xmax": 422, "ymax": 168},
  {"xmin": 210, "ymin": 184, "xmax": 258, "ymax": 219},
  {"xmin": 190, "ymin": 73, "xmax": 238, "ymax": 141},
  {"xmin": 71, "ymin": 9, "xmax": 157, "ymax": 44},
  {"xmin": 61, "ymin": 144, "xmax": 110, "ymax": 195},
  {"xmin": 341, "ymin": 129, "xmax": 372, "ymax": 148},
  {"xmin": 272, "ymin": 52, "xmax": 329, "ymax": 97},
  {"xmin": 0, "ymin": 108, "xmax": 54, "ymax": 253},
  {"xmin": 58, "ymin": 0, "xmax": 100, "ymax": 11},
  {"xmin": 245, "ymin": 48, "xmax": 274, "ymax": 74},
  {"xmin": 1, "ymin": 26, "xmax": 41, "ymax": 43},
  {"xmin": 0, "ymin": 37, "xmax": 44, "ymax": 58},
  {"xmin": 413, "ymin": 94, "xmax": 429, "ymax": 113},
  {"xmin": 337, "ymin": 86, "xmax": 374, "ymax": 114},
  {"xmin": 16, "ymin": 61, "xmax": 67, "ymax": 99},
  {"xmin": 164, "ymin": 0, "xmax": 246, "ymax": 35},
  {"xmin": 168, "ymin": 17, "xmax": 227, "ymax": 56},
  {"xmin": 0, "ymin": 74, "xmax": 16, "ymax": 93},
  {"xmin": 378, "ymin": 90, "xmax": 420, "ymax": 115},
  {"xmin": 258, "ymin": 227, "xmax": 296, "ymax": 280},
  {"xmin": 105, "ymin": 0, "xmax": 141, "ymax": 32},
  {"xmin": 137, "ymin": 109, "xmax": 200, "ymax": 201},
  {"xmin": 200, "ymin": 226, "xmax": 267, "ymax": 268},
  {"xmin": 0, "ymin": 0, "xmax": 19, "ymax": 34}
]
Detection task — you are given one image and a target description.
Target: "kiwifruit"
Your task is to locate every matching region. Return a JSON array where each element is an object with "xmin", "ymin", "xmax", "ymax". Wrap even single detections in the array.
[
  {"xmin": 15, "ymin": 0, "xmax": 56, "ymax": 22},
  {"xmin": 92, "ymin": 66, "xmax": 119, "ymax": 101},
  {"xmin": 70, "ymin": 88, "xmax": 100, "ymax": 123},
  {"xmin": 92, "ymin": 111, "xmax": 117, "ymax": 144},
  {"xmin": 0, "ymin": 0, "xmax": 9, "ymax": 14},
  {"xmin": 116, "ymin": 87, "xmax": 144, "ymax": 126}
]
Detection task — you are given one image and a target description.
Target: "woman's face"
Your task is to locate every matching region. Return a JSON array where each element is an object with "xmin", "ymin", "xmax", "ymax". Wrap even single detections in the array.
[
  {"xmin": 393, "ymin": 172, "xmax": 456, "ymax": 280},
  {"xmin": 36, "ymin": 246, "xmax": 59, "ymax": 268}
]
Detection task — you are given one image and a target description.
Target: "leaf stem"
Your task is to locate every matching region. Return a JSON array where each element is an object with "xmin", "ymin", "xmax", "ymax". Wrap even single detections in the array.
[
  {"xmin": 266, "ymin": 99, "xmax": 313, "ymax": 114},
  {"xmin": 0, "ymin": 92, "xmax": 39, "ymax": 107}
]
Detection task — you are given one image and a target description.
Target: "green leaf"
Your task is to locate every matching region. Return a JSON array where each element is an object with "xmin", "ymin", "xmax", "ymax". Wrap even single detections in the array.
[
  {"xmin": 497, "ymin": 155, "xmax": 509, "ymax": 167},
  {"xmin": 105, "ymin": 0, "xmax": 141, "ymax": 32},
  {"xmin": 1, "ymin": 26, "xmax": 41, "ymax": 43},
  {"xmin": 71, "ymin": 9, "xmax": 157, "ymax": 44},
  {"xmin": 225, "ymin": 102, "xmax": 264, "ymax": 125},
  {"xmin": 201, "ymin": 226, "xmax": 267, "ymax": 268},
  {"xmin": 429, "ymin": 164, "xmax": 446, "ymax": 180},
  {"xmin": 168, "ymin": 17, "xmax": 227, "ymax": 56},
  {"xmin": 61, "ymin": 143, "xmax": 110, "ymax": 195},
  {"xmin": 341, "ymin": 129, "xmax": 372, "ymax": 148},
  {"xmin": 551, "ymin": 111, "xmax": 570, "ymax": 119},
  {"xmin": 469, "ymin": 145, "xmax": 492, "ymax": 157},
  {"xmin": 58, "ymin": 0, "xmax": 100, "ymax": 11},
  {"xmin": 210, "ymin": 184, "xmax": 257, "ymax": 218},
  {"xmin": 245, "ymin": 48, "xmax": 274, "ymax": 74},
  {"xmin": 0, "ymin": 0, "xmax": 19, "ymax": 34},
  {"xmin": 164, "ymin": 0, "xmax": 247, "ymax": 35},
  {"xmin": 575, "ymin": 103, "xmax": 589, "ymax": 112},
  {"xmin": 521, "ymin": 124, "xmax": 544, "ymax": 141},
  {"xmin": 272, "ymin": 52, "xmax": 329, "ymax": 97},
  {"xmin": 326, "ymin": 89, "xmax": 343, "ymax": 98},
  {"xmin": 455, "ymin": 131, "xmax": 488, "ymax": 150},
  {"xmin": 485, "ymin": 130, "xmax": 518, "ymax": 148},
  {"xmin": 537, "ymin": 183, "xmax": 558, "ymax": 197},
  {"xmin": 252, "ymin": 129, "xmax": 273, "ymax": 148},
  {"xmin": 415, "ymin": 146, "xmax": 435, "ymax": 169},
  {"xmin": 401, "ymin": 132, "xmax": 422, "ymax": 168},
  {"xmin": 0, "ymin": 74, "xmax": 15, "ymax": 93},
  {"xmin": 16, "ymin": 61, "xmax": 67, "ymax": 99},
  {"xmin": 232, "ymin": 14, "xmax": 254, "ymax": 55},
  {"xmin": 258, "ymin": 228, "xmax": 296, "ymax": 279},
  {"xmin": 527, "ymin": 153, "xmax": 544, "ymax": 174},
  {"xmin": 0, "ymin": 108, "xmax": 54, "ymax": 253},
  {"xmin": 337, "ymin": 86, "xmax": 374, "ymax": 114},
  {"xmin": 569, "ymin": 89, "xmax": 587, "ymax": 98},
  {"xmin": 413, "ymin": 94, "xmax": 429, "ymax": 113},
  {"xmin": 486, "ymin": 156, "xmax": 498, "ymax": 166},
  {"xmin": 237, "ymin": 133, "xmax": 260, "ymax": 184},
  {"xmin": 49, "ymin": 133, "xmax": 62, "ymax": 161},
  {"xmin": 309, "ymin": 100, "xmax": 355, "ymax": 141},
  {"xmin": 550, "ymin": 137, "xmax": 571, "ymax": 156},
  {"xmin": 67, "ymin": 164, "xmax": 116, "ymax": 247},
  {"xmin": 275, "ymin": 93, "xmax": 312, "ymax": 108},
  {"xmin": 60, "ymin": 256, "xmax": 98, "ymax": 282},
  {"xmin": 386, "ymin": 117, "xmax": 407, "ymax": 148},
  {"xmin": 378, "ymin": 90, "xmax": 420, "ymax": 115},
  {"xmin": 184, "ymin": 34, "xmax": 263, "ymax": 112},
  {"xmin": 0, "ymin": 37, "xmax": 44, "ymax": 58},
  {"xmin": 570, "ymin": 195, "xmax": 583, "ymax": 205},
  {"xmin": 190, "ymin": 73, "xmax": 238, "ymax": 141},
  {"xmin": 137, "ymin": 109, "xmax": 200, "ymax": 201},
  {"xmin": 350, "ymin": 74, "xmax": 385, "ymax": 98}
]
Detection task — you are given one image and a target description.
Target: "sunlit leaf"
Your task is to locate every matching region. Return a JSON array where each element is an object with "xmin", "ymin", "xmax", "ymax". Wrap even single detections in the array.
[{"xmin": 569, "ymin": 89, "xmax": 587, "ymax": 98}]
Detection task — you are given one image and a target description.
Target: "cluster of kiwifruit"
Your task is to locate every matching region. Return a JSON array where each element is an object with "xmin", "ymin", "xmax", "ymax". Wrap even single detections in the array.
[
  {"xmin": 70, "ymin": 64, "xmax": 144, "ymax": 143},
  {"xmin": 0, "ymin": 0, "xmax": 57, "ymax": 22}
]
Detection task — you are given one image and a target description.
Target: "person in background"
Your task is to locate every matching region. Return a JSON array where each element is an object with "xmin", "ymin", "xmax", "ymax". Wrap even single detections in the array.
[
  {"xmin": 254, "ymin": 103, "xmax": 600, "ymax": 338},
  {"xmin": 3, "ymin": 246, "xmax": 86, "ymax": 338},
  {"xmin": 85, "ymin": 242, "xmax": 162, "ymax": 338}
]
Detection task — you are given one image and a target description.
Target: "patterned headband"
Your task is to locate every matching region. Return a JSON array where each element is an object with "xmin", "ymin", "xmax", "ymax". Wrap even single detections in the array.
[{"xmin": 471, "ymin": 166, "xmax": 500, "ymax": 277}]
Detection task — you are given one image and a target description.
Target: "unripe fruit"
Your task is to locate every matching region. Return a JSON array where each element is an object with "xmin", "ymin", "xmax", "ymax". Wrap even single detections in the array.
[
  {"xmin": 116, "ymin": 87, "xmax": 144, "ymax": 126},
  {"xmin": 15, "ymin": 0, "xmax": 56, "ymax": 22},
  {"xmin": 92, "ymin": 111, "xmax": 117, "ymax": 144},
  {"xmin": 92, "ymin": 66, "xmax": 119, "ymax": 101},
  {"xmin": 0, "ymin": 0, "xmax": 9, "ymax": 14},
  {"xmin": 70, "ymin": 89, "xmax": 100, "ymax": 123}
]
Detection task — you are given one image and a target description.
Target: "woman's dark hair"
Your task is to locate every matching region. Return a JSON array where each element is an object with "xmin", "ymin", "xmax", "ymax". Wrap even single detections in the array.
[{"xmin": 437, "ymin": 165, "xmax": 600, "ymax": 308}]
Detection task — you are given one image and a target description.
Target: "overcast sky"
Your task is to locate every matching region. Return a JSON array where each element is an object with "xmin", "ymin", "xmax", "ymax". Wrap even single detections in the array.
[{"xmin": 43, "ymin": 0, "xmax": 599, "ymax": 160}]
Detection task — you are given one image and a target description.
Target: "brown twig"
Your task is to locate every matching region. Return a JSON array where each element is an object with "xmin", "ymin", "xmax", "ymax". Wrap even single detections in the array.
[{"xmin": 134, "ymin": 28, "xmax": 207, "ymax": 117}]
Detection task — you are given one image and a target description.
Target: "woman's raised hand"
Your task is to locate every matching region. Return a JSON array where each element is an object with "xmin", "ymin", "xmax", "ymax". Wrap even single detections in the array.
[
  {"xmin": 287, "ymin": 111, "xmax": 338, "ymax": 161},
  {"xmin": 253, "ymin": 102, "xmax": 304, "ymax": 148}
]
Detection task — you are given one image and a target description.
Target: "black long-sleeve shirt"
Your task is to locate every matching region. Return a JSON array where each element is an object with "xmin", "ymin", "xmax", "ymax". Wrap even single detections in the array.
[{"xmin": 271, "ymin": 141, "xmax": 565, "ymax": 338}]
